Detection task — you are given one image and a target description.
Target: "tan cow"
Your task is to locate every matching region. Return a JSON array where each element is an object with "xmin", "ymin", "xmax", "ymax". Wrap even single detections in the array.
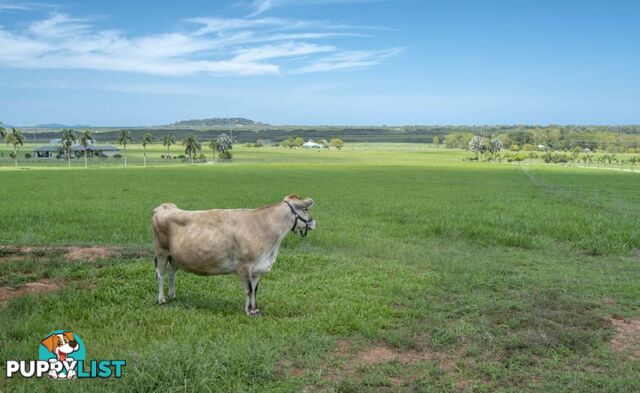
[{"xmin": 151, "ymin": 194, "xmax": 316, "ymax": 316}]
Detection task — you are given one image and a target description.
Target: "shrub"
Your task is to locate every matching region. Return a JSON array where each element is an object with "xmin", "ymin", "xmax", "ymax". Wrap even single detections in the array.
[
  {"xmin": 329, "ymin": 138, "xmax": 344, "ymax": 150},
  {"xmin": 281, "ymin": 137, "xmax": 295, "ymax": 148},
  {"xmin": 24, "ymin": 153, "xmax": 31, "ymax": 159},
  {"xmin": 218, "ymin": 151, "xmax": 233, "ymax": 160},
  {"xmin": 543, "ymin": 152, "xmax": 569, "ymax": 163},
  {"xmin": 113, "ymin": 153, "xmax": 122, "ymax": 158}
]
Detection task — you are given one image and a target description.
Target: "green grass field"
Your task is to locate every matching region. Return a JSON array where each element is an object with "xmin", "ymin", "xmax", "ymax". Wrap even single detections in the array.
[{"xmin": 1, "ymin": 145, "xmax": 639, "ymax": 392}]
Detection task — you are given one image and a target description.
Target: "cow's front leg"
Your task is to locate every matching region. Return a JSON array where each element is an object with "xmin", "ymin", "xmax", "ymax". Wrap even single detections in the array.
[
  {"xmin": 239, "ymin": 272, "xmax": 260, "ymax": 316},
  {"xmin": 250, "ymin": 275, "xmax": 261, "ymax": 316}
]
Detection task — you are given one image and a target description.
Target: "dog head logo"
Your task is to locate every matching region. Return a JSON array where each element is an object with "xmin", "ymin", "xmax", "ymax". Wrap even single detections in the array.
[
  {"xmin": 41, "ymin": 332, "xmax": 79, "ymax": 362},
  {"xmin": 38, "ymin": 330, "xmax": 86, "ymax": 379}
]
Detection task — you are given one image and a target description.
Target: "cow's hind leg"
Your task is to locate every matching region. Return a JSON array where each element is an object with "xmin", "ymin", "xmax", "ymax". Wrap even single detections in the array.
[
  {"xmin": 167, "ymin": 258, "xmax": 178, "ymax": 301},
  {"xmin": 155, "ymin": 254, "xmax": 169, "ymax": 305}
]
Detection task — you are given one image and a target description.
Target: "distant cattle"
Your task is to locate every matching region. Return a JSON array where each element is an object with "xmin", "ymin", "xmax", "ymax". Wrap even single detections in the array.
[{"xmin": 151, "ymin": 194, "xmax": 316, "ymax": 316}]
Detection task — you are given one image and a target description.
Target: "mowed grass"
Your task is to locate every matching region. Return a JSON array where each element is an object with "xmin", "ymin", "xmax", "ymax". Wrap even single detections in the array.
[{"xmin": 0, "ymin": 146, "xmax": 639, "ymax": 392}]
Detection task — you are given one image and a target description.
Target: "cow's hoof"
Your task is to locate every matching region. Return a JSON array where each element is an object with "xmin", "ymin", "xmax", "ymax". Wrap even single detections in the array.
[
  {"xmin": 158, "ymin": 298, "xmax": 166, "ymax": 305},
  {"xmin": 247, "ymin": 309, "xmax": 261, "ymax": 317}
]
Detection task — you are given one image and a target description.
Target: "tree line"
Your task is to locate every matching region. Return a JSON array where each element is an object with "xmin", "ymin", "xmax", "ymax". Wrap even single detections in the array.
[
  {"xmin": 0, "ymin": 127, "xmax": 234, "ymax": 168},
  {"xmin": 439, "ymin": 127, "xmax": 640, "ymax": 153}
]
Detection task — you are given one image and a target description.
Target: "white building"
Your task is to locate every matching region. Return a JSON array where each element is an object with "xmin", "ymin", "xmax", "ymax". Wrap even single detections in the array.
[{"xmin": 303, "ymin": 139, "xmax": 322, "ymax": 148}]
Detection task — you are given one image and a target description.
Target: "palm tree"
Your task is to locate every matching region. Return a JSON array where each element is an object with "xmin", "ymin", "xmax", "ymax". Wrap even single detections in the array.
[
  {"xmin": 60, "ymin": 129, "xmax": 77, "ymax": 167},
  {"xmin": 78, "ymin": 130, "xmax": 93, "ymax": 168},
  {"xmin": 183, "ymin": 134, "xmax": 201, "ymax": 165},
  {"xmin": 162, "ymin": 133, "xmax": 176, "ymax": 162},
  {"xmin": 208, "ymin": 140, "xmax": 217, "ymax": 161},
  {"xmin": 5, "ymin": 128, "xmax": 25, "ymax": 168},
  {"xmin": 141, "ymin": 132, "xmax": 154, "ymax": 167},
  {"xmin": 116, "ymin": 130, "xmax": 134, "ymax": 168}
]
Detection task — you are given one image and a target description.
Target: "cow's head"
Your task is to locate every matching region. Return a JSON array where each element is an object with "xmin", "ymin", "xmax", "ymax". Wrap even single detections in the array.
[{"xmin": 284, "ymin": 194, "xmax": 316, "ymax": 236}]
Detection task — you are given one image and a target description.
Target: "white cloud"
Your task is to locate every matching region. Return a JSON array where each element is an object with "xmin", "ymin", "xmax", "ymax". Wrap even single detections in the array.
[
  {"xmin": 28, "ymin": 13, "xmax": 90, "ymax": 37},
  {"xmin": 0, "ymin": 11, "xmax": 401, "ymax": 77},
  {"xmin": 0, "ymin": 2, "xmax": 32, "ymax": 11},
  {"xmin": 247, "ymin": 0, "xmax": 282, "ymax": 17},
  {"xmin": 295, "ymin": 47, "xmax": 404, "ymax": 73},
  {"xmin": 187, "ymin": 16, "xmax": 287, "ymax": 35},
  {"xmin": 246, "ymin": 0, "xmax": 389, "ymax": 16},
  {"xmin": 234, "ymin": 42, "xmax": 335, "ymax": 62}
]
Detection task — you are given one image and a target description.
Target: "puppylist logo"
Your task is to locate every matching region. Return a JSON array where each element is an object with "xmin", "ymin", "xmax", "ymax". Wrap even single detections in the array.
[{"xmin": 5, "ymin": 330, "xmax": 125, "ymax": 379}]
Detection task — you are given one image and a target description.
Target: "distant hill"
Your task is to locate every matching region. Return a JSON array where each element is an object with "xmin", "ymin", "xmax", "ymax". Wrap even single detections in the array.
[
  {"xmin": 168, "ymin": 118, "xmax": 266, "ymax": 127},
  {"xmin": 33, "ymin": 123, "xmax": 91, "ymax": 128}
]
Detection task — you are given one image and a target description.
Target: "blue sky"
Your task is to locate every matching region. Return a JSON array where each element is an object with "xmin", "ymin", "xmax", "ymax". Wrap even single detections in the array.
[{"xmin": 0, "ymin": 0, "xmax": 638, "ymax": 126}]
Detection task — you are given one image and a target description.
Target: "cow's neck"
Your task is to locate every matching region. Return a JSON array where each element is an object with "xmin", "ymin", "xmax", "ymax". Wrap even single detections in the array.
[{"xmin": 260, "ymin": 202, "xmax": 296, "ymax": 245}]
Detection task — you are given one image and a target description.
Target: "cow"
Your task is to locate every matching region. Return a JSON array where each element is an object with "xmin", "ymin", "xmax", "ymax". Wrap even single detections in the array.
[{"xmin": 151, "ymin": 194, "xmax": 316, "ymax": 316}]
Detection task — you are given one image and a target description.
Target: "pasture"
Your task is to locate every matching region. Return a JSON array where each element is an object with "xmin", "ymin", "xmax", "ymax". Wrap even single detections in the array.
[{"xmin": 0, "ymin": 145, "xmax": 639, "ymax": 392}]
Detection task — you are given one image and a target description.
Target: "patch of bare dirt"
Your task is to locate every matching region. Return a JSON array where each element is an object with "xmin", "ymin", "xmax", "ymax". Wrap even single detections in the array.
[
  {"xmin": 289, "ymin": 367, "xmax": 305, "ymax": 377},
  {"xmin": 0, "ymin": 245, "xmax": 150, "ymax": 263},
  {"xmin": 0, "ymin": 279, "xmax": 61, "ymax": 307},
  {"xmin": 65, "ymin": 246, "xmax": 112, "ymax": 262},
  {"xmin": 317, "ymin": 339, "xmax": 472, "ymax": 390},
  {"xmin": 609, "ymin": 315, "xmax": 640, "ymax": 360},
  {"xmin": 356, "ymin": 346, "xmax": 397, "ymax": 364},
  {"xmin": 0, "ymin": 255, "xmax": 26, "ymax": 263}
]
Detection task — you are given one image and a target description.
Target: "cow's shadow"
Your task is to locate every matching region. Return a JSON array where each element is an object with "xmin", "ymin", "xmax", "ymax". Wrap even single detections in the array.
[{"xmin": 160, "ymin": 292, "xmax": 241, "ymax": 315}]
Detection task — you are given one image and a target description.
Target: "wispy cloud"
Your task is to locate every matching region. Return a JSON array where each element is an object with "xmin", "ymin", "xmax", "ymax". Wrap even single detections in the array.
[
  {"xmin": 187, "ymin": 16, "xmax": 287, "ymax": 35},
  {"xmin": 296, "ymin": 47, "xmax": 404, "ymax": 73},
  {"xmin": 247, "ymin": 0, "xmax": 282, "ymax": 17},
  {"xmin": 0, "ymin": 10, "xmax": 402, "ymax": 77},
  {"xmin": 0, "ymin": 1, "xmax": 32, "ymax": 11},
  {"xmin": 234, "ymin": 42, "xmax": 335, "ymax": 62},
  {"xmin": 246, "ymin": 0, "xmax": 389, "ymax": 16},
  {"xmin": 0, "ymin": 1, "xmax": 57, "ymax": 12}
]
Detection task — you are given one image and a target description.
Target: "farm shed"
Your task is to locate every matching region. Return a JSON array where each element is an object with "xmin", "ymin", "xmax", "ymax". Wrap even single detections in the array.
[
  {"xmin": 32, "ymin": 145, "xmax": 120, "ymax": 158},
  {"xmin": 32, "ymin": 145, "xmax": 59, "ymax": 158},
  {"xmin": 72, "ymin": 145, "xmax": 120, "ymax": 157}
]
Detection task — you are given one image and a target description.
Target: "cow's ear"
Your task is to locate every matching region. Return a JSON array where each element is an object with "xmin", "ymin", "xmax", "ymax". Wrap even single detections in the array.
[
  {"xmin": 302, "ymin": 198, "xmax": 314, "ymax": 209},
  {"xmin": 285, "ymin": 193, "xmax": 300, "ymax": 200},
  {"xmin": 41, "ymin": 335, "xmax": 57, "ymax": 353}
]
